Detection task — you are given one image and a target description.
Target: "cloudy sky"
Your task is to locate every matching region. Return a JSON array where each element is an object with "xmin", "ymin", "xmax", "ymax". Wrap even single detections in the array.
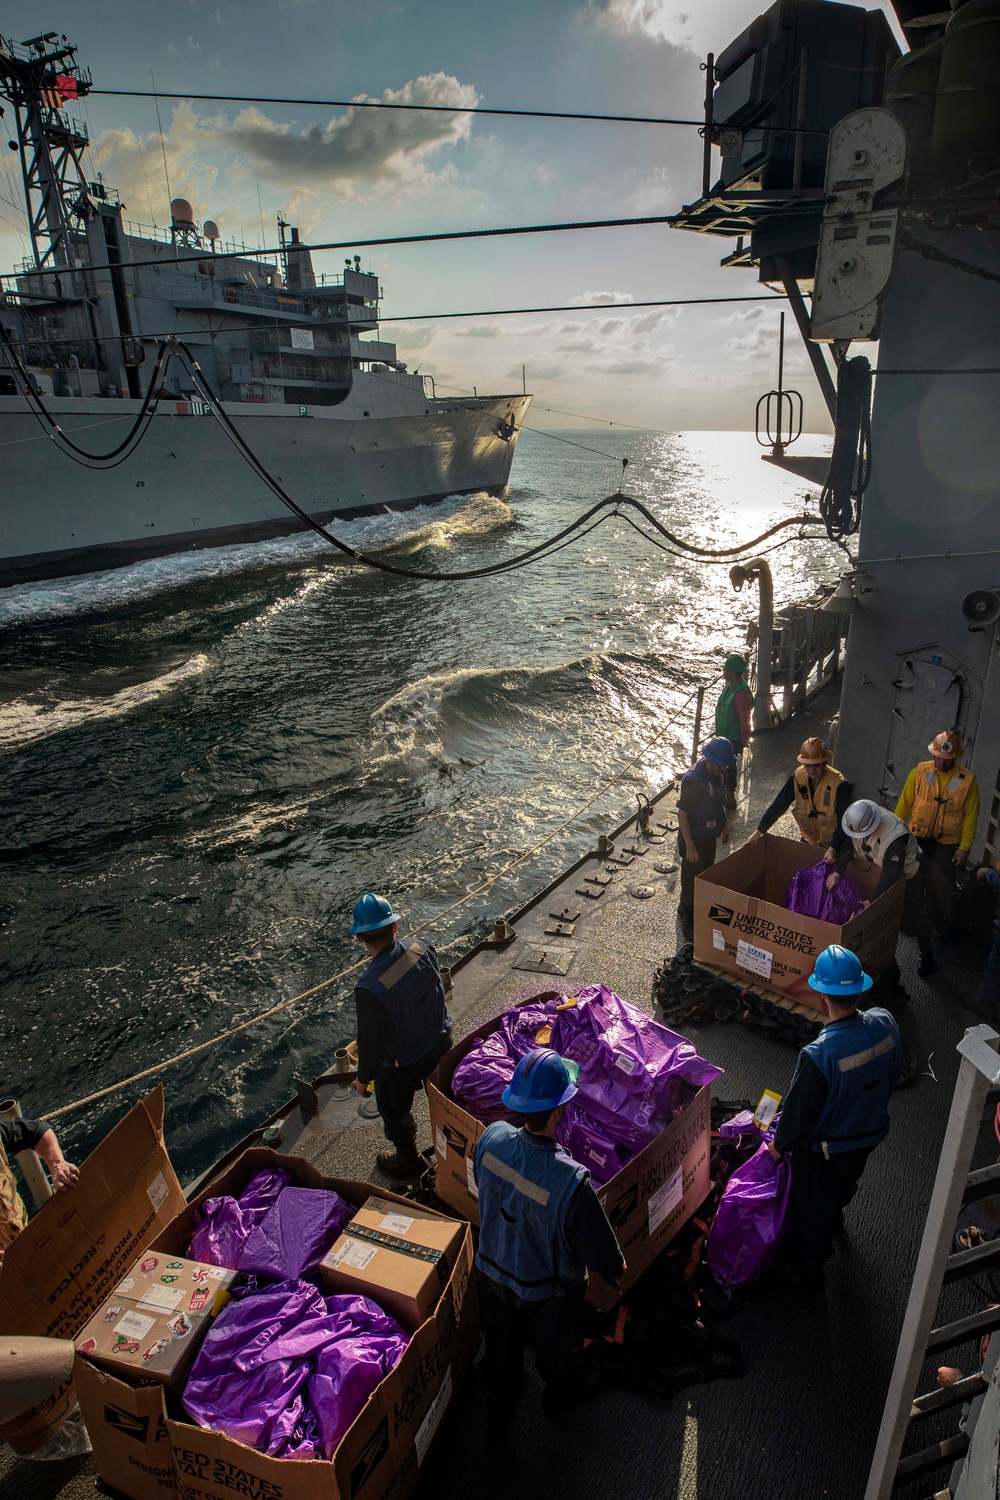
[{"xmin": 0, "ymin": 0, "xmax": 905, "ymax": 429}]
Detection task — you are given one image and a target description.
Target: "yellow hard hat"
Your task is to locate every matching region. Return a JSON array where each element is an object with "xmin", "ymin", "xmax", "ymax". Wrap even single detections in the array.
[
  {"xmin": 928, "ymin": 731, "xmax": 962, "ymax": 759},
  {"xmin": 797, "ymin": 736, "xmax": 833, "ymax": 765}
]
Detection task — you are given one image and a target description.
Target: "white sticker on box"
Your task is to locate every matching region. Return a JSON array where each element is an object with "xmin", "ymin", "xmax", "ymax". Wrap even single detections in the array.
[
  {"xmin": 466, "ymin": 1155, "xmax": 479, "ymax": 1200},
  {"xmin": 380, "ymin": 1212, "xmax": 414, "ymax": 1236},
  {"xmin": 647, "ymin": 1165, "xmax": 684, "ymax": 1235},
  {"xmin": 434, "ymin": 1126, "xmax": 448, "ymax": 1160},
  {"xmin": 614, "ymin": 1052, "xmax": 637, "ymax": 1075},
  {"xmin": 114, "ymin": 1310, "xmax": 156, "ymax": 1341},
  {"xmin": 712, "ymin": 929, "xmax": 726, "ymax": 952},
  {"xmin": 115, "ymin": 1276, "xmax": 136, "ymax": 1298},
  {"xmin": 146, "ymin": 1172, "xmax": 169, "ymax": 1212},
  {"xmin": 206, "ymin": 1266, "xmax": 229, "ymax": 1280},
  {"xmin": 736, "ymin": 938, "xmax": 773, "ymax": 981},
  {"xmin": 135, "ymin": 1284, "xmax": 184, "ymax": 1313},
  {"xmin": 329, "ymin": 1238, "xmax": 378, "ymax": 1271},
  {"xmin": 415, "ymin": 1365, "xmax": 453, "ymax": 1466}
]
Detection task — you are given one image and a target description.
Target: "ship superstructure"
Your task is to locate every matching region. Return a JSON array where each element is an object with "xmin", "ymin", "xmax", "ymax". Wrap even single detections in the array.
[{"xmin": 0, "ymin": 33, "xmax": 529, "ymax": 586}]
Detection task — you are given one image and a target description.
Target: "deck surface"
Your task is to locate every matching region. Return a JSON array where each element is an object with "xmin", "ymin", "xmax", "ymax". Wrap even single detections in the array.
[{"xmin": 3, "ymin": 684, "xmax": 996, "ymax": 1500}]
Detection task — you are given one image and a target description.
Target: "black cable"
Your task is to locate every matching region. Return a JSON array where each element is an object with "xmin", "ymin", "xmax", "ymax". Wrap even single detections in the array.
[
  {"xmin": 901, "ymin": 230, "xmax": 1000, "ymax": 288},
  {"xmin": 1, "ymin": 212, "xmax": 791, "ymax": 282},
  {"xmin": 522, "ymin": 426, "xmax": 624, "ymax": 462},
  {"xmin": 819, "ymin": 356, "xmax": 872, "ymax": 542},
  {"xmin": 383, "ymin": 295, "xmax": 786, "ymax": 322},
  {"xmin": 618, "ymin": 511, "xmax": 829, "ymax": 563},
  {"xmin": 621, "ymin": 496, "xmax": 817, "ymax": 558},
  {"xmin": 0, "ymin": 324, "xmax": 176, "ymax": 466},
  {"xmin": 88, "ymin": 86, "xmax": 833, "ymax": 135}
]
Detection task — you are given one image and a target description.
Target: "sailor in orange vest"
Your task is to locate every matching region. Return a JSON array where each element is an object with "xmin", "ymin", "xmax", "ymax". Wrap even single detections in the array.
[
  {"xmin": 0, "ymin": 1115, "xmax": 78, "ymax": 1269},
  {"xmin": 894, "ymin": 731, "xmax": 979, "ymax": 977},
  {"xmin": 745, "ymin": 737, "xmax": 853, "ymax": 853}
]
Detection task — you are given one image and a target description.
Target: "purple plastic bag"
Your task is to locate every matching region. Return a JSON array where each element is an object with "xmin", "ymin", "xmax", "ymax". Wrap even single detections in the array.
[
  {"xmin": 785, "ymin": 862, "xmax": 864, "ymax": 924},
  {"xmin": 705, "ymin": 1139, "xmax": 791, "ymax": 1292},
  {"xmin": 498, "ymin": 1000, "xmax": 562, "ymax": 1058},
  {"xmin": 188, "ymin": 1168, "xmax": 295, "ymax": 1270},
  {"xmin": 309, "ymin": 1297, "xmax": 410, "ymax": 1456},
  {"xmin": 718, "ymin": 1110, "xmax": 757, "ymax": 1140},
  {"xmin": 451, "ymin": 1032, "xmax": 520, "ymax": 1125},
  {"xmin": 557, "ymin": 1104, "xmax": 634, "ymax": 1185},
  {"xmin": 556, "ymin": 986, "xmax": 723, "ymax": 1147},
  {"xmin": 238, "ymin": 1187, "xmax": 356, "ymax": 1282},
  {"xmin": 183, "ymin": 1282, "xmax": 408, "ymax": 1459}
]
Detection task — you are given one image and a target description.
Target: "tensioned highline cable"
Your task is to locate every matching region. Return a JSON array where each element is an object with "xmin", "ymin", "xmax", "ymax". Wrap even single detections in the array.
[
  {"xmin": 177, "ymin": 340, "xmax": 818, "ymax": 575},
  {"xmin": 0, "ymin": 326, "xmax": 177, "ymax": 467},
  {"xmin": 88, "ymin": 86, "xmax": 832, "ymax": 135},
  {"xmin": 0, "ymin": 211, "xmax": 794, "ymax": 281}
]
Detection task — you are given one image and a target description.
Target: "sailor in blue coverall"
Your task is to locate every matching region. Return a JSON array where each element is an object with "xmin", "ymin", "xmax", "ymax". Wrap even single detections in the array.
[{"xmin": 769, "ymin": 945, "xmax": 902, "ymax": 1288}]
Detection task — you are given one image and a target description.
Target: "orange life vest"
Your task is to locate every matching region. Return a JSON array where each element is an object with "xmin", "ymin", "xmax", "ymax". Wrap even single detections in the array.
[
  {"xmin": 793, "ymin": 764, "xmax": 845, "ymax": 847},
  {"xmin": 907, "ymin": 761, "xmax": 975, "ymax": 844}
]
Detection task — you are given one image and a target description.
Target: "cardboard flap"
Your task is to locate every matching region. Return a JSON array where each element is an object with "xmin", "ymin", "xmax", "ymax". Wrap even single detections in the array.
[{"xmin": 0, "ymin": 1087, "xmax": 187, "ymax": 1452}]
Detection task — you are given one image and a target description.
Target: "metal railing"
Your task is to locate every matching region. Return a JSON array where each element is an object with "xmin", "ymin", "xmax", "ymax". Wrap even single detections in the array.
[{"xmin": 767, "ymin": 593, "xmax": 847, "ymax": 721}]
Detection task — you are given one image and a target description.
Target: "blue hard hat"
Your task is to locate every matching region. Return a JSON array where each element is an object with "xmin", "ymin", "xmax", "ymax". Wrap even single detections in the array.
[
  {"xmin": 502, "ymin": 1048, "xmax": 580, "ymax": 1113},
  {"xmin": 349, "ymin": 893, "xmax": 403, "ymax": 935},
  {"xmin": 702, "ymin": 736, "xmax": 737, "ymax": 769},
  {"xmin": 808, "ymin": 944, "xmax": 873, "ymax": 997}
]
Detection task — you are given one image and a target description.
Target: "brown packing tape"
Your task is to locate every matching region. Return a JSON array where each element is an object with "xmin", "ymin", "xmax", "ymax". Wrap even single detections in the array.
[{"xmin": 337, "ymin": 1224, "xmax": 448, "ymax": 1285}]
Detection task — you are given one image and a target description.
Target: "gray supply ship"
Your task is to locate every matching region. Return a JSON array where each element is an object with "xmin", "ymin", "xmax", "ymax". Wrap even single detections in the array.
[{"xmin": 0, "ymin": 34, "xmax": 529, "ymax": 588}]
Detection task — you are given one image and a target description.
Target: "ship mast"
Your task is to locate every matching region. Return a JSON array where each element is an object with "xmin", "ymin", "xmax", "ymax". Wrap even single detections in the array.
[{"xmin": 0, "ymin": 32, "xmax": 93, "ymax": 270}]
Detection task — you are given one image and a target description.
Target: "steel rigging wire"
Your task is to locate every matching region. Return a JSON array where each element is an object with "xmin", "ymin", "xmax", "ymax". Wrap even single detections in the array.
[
  {"xmin": 818, "ymin": 355, "xmax": 872, "ymax": 542},
  {"xmin": 176, "ymin": 340, "xmax": 819, "ymax": 577}
]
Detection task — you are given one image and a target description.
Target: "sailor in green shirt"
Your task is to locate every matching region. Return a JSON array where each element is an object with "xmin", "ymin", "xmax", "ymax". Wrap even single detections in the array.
[{"xmin": 714, "ymin": 653, "xmax": 753, "ymax": 811}]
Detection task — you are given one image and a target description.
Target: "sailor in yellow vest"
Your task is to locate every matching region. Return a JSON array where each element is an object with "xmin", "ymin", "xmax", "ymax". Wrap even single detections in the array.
[
  {"xmin": 0, "ymin": 1115, "xmax": 78, "ymax": 1269},
  {"xmin": 894, "ymin": 730, "xmax": 980, "ymax": 978},
  {"xmin": 745, "ymin": 737, "xmax": 854, "ymax": 853}
]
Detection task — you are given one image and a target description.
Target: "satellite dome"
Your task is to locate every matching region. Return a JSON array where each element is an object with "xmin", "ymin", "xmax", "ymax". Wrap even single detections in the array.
[
  {"xmin": 170, "ymin": 197, "xmax": 195, "ymax": 228},
  {"xmin": 203, "ymin": 219, "xmax": 220, "ymax": 241}
]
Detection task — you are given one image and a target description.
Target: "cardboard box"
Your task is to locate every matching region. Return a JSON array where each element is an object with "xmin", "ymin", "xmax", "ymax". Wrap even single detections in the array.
[
  {"xmin": 0, "ymin": 1086, "xmax": 187, "ymax": 1454},
  {"xmin": 75, "ymin": 1147, "xmax": 478, "ymax": 1500},
  {"xmin": 75, "ymin": 1255, "xmax": 234, "ymax": 1393},
  {"xmin": 426, "ymin": 1002, "xmax": 712, "ymax": 1312},
  {"xmin": 693, "ymin": 833, "xmax": 906, "ymax": 1011},
  {"xmin": 320, "ymin": 1195, "xmax": 465, "ymax": 1330}
]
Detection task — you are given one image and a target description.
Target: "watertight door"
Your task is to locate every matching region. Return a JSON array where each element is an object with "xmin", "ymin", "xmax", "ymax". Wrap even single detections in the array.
[{"xmin": 883, "ymin": 655, "xmax": 962, "ymax": 802}]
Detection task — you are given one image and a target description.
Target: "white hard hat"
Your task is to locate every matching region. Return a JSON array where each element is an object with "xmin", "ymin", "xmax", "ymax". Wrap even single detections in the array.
[{"xmin": 842, "ymin": 799, "xmax": 882, "ymax": 838}]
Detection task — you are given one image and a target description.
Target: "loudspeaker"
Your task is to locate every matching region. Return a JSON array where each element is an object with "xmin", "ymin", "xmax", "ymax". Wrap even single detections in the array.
[{"xmin": 962, "ymin": 589, "xmax": 1000, "ymax": 627}]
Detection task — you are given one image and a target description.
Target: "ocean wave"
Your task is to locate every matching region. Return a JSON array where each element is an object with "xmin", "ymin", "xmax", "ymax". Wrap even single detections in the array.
[
  {"xmin": 367, "ymin": 651, "xmax": 692, "ymax": 766},
  {"xmin": 0, "ymin": 493, "xmax": 513, "ymax": 626},
  {"xmin": 0, "ymin": 653, "xmax": 210, "ymax": 752}
]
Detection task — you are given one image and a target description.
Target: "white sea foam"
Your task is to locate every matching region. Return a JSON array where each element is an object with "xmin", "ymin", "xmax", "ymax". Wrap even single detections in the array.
[{"xmin": 0, "ymin": 653, "xmax": 210, "ymax": 751}]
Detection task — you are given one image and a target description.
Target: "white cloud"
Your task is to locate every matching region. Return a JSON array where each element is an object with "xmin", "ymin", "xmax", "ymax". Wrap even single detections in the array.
[
  {"xmin": 600, "ymin": 354, "xmax": 674, "ymax": 375},
  {"xmin": 213, "ymin": 73, "xmax": 479, "ymax": 195},
  {"xmin": 570, "ymin": 290, "xmax": 634, "ymax": 306},
  {"xmin": 94, "ymin": 104, "xmax": 216, "ymax": 224},
  {"xmin": 453, "ymin": 322, "xmax": 503, "ymax": 339}
]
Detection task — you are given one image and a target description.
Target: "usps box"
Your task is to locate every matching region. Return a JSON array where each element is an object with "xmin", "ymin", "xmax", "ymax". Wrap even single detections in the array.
[
  {"xmin": 75, "ymin": 1146, "xmax": 478, "ymax": 1500},
  {"xmin": 693, "ymin": 833, "xmax": 906, "ymax": 1011},
  {"xmin": 426, "ymin": 1000, "xmax": 712, "ymax": 1313}
]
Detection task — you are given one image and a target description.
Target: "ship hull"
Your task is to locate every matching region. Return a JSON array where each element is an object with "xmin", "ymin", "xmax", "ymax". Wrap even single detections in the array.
[{"xmin": 0, "ymin": 394, "xmax": 530, "ymax": 586}]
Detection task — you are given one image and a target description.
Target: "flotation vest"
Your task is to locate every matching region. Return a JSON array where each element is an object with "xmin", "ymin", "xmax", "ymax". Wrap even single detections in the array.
[
  {"xmin": 907, "ymin": 761, "xmax": 975, "ymax": 844},
  {"xmin": 793, "ymin": 765, "xmax": 845, "ymax": 847},
  {"xmin": 357, "ymin": 938, "xmax": 450, "ymax": 1068},
  {"xmin": 850, "ymin": 809, "xmax": 921, "ymax": 880},
  {"xmin": 680, "ymin": 759, "xmax": 727, "ymax": 841},
  {"xmin": 801, "ymin": 1008, "xmax": 901, "ymax": 1155},
  {"xmin": 475, "ymin": 1122, "xmax": 588, "ymax": 1300},
  {"xmin": 715, "ymin": 679, "xmax": 751, "ymax": 751},
  {"xmin": 0, "ymin": 1137, "xmax": 28, "ymax": 1267}
]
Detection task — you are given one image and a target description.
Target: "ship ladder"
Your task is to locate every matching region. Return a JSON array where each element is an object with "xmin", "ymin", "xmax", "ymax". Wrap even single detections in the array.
[{"xmin": 865, "ymin": 1024, "xmax": 1000, "ymax": 1500}]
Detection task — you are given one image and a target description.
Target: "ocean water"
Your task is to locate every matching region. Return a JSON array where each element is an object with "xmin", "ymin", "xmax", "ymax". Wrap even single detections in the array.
[{"xmin": 0, "ymin": 427, "xmax": 837, "ymax": 1178}]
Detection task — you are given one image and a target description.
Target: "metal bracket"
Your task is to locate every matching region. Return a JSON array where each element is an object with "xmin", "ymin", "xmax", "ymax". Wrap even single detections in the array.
[
  {"xmin": 811, "ymin": 108, "xmax": 907, "ymax": 343},
  {"xmin": 512, "ymin": 945, "xmax": 577, "ymax": 976}
]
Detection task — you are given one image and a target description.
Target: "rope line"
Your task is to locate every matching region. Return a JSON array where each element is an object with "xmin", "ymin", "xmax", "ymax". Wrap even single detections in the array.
[
  {"xmin": 44, "ymin": 684, "xmax": 703, "ymax": 1122},
  {"xmin": 901, "ymin": 230, "xmax": 1000, "ymax": 287}
]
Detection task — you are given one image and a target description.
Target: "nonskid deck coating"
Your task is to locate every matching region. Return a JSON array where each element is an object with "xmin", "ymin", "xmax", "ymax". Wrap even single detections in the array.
[{"xmin": 0, "ymin": 682, "xmax": 990, "ymax": 1500}]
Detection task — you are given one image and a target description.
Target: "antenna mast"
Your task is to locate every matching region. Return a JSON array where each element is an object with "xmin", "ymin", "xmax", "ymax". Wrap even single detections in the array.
[{"xmin": 0, "ymin": 31, "xmax": 93, "ymax": 270}]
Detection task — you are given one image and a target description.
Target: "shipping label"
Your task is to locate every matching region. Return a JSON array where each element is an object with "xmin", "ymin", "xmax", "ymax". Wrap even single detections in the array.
[
  {"xmin": 380, "ymin": 1212, "xmax": 413, "ymax": 1236},
  {"xmin": 114, "ymin": 1310, "xmax": 156, "ymax": 1341},
  {"xmin": 434, "ymin": 1127, "xmax": 448, "ymax": 1161},
  {"xmin": 415, "ymin": 1365, "xmax": 453, "ymax": 1466},
  {"xmin": 736, "ymin": 939, "xmax": 773, "ymax": 981},
  {"xmin": 647, "ymin": 1166, "xmax": 683, "ymax": 1235},
  {"xmin": 465, "ymin": 1156, "xmax": 479, "ymax": 1200}
]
